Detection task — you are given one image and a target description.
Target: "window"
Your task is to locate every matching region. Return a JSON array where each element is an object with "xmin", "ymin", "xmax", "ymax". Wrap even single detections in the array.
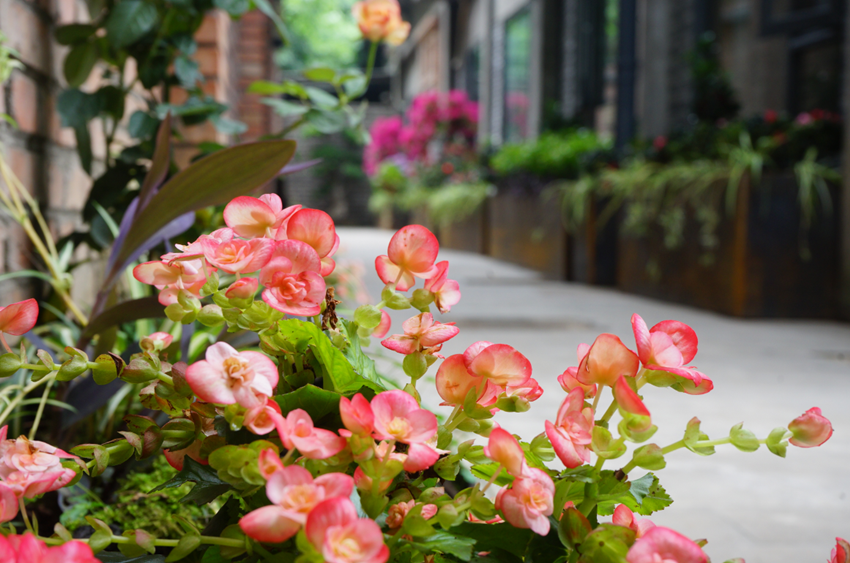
[{"xmin": 503, "ymin": 7, "xmax": 532, "ymax": 142}]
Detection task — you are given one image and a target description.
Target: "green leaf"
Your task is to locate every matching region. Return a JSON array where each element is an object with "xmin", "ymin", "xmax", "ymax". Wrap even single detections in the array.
[
  {"xmin": 578, "ymin": 524, "xmax": 635, "ymax": 563},
  {"xmin": 209, "ymin": 114, "xmax": 248, "ymax": 135},
  {"xmin": 105, "ymin": 0, "xmax": 158, "ymax": 48},
  {"xmin": 128, "ymin": 111, "xmax": 158, "ymax": 139},
  {"xmin": 306, "ymin": 108, "xmax": 347, "ymax": 134},
  {"xmin": 150, "ymin": 457, "xmax": 232, "ymax": 506},
  {"xmin": 262, "ymin": 98, "xmax": 309, "ymax": 117},
  {"xmin": 303, "ymin": 67, "xmax": 336, "ymax": 82},
  {"xmin": 55, "ymin": 23, "xmax": 98, "ymax": 45},
  {"xmin": 97, "ymin": 553, "xmax": 166, "ymax": 562},
  {"xmin": 248, "ymin": 80, "xmax": 307, "ymax": 98},
  {"xmin": 619, "ymin": 473, "xmax": 673, "ymax": 516},
  {"xmin": 251, "ymin": 0, "xmax": 291, "ymax": 44},
  {"xmin": 469, "ymin": 463, "xmax": 513, "ymax": 487},
  {"xmin": 165, "ymin": 533, "xmax": 201, "ymax": 562},
  {"xmin": 174, "ymin": 56, "xmax": 200, "ymax": 88},
  {"xmin": 595, "ymin": 470, "xmax": 633, "ymax": 516},
  {"xmin": 729, "ymin": 422, "xmax": 759, "ymax": 452},
  {"xmin": 213, "ymin": 0, "xmax": 250, "ymax": 16},
  {"xmin": 137, "ymin": 114, "xmax": 171, "ymax": 210},
  {"xmin": 305, "ymin": 86, "xmax": 339, "ymax": 109},
  {"xmin": 274, "ymin": 385, "xmax": 341, "ymax": 421},
  {"xmin": 112, "ymin": 140, "xmax": 296, "ymax": 272},
  {"xmin": 63, "ymin": 41, "xmax": 99, "ymax": 88},
  {"xmin": 412, "ymin": 532, "xmax": 476, "ymax": 561},
  {"xmin": 339, "ymin": 320, "xmax": 381, "ymax": 385},
  {"xmin": 57, "ymin": 88, "xmax": 100, "ymax": 129},
  {"xmin": 82, "ymin": 297, "xmax": 166, "ymax": 340},
  {"xmin": 452, "ymin": 522, "xmax": 534, "ymax": 559}
]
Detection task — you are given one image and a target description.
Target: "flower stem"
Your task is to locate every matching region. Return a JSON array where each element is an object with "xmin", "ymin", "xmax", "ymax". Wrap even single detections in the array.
[
  {"xmin": 0, "ymin": 375, "xmax": 53, "ymax": 427},
  {"xmin": 18, "ymin": 498, "xmax": 33, "ymax": 534},
  {"xmin": 0, "ymin": 334, "xmax": 12, "ymax": 355},
  {"xmin": 28, "ymin": 373, "xmax": 55, "ymax": 439},
  {"xmin": 480, "ymin": 464, "xmax": 502, "ymax": 494},
  {"xmin": 363, "ymin": 41, "xmax": 379, "ymax": 92}
]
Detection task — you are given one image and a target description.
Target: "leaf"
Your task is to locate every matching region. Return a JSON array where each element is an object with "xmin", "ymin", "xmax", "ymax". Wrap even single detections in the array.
[
  {"xmin": 111, "ymin": 140, "xmax": 296, "ymax": 272},
  {"xmin": 82, "ymin": 297, "xmax": 166, "ymax": 340},
  {"xmin": 305, "ymin": 86, "xmax": 339, "ymax": 109},
  {"xmin": 618, "ymin": 473, "xmax": 673, "ymax": 516},
  {"xmin": 213, "ymin": 0, "xmax": 250, "ymax": 16},
  {"xmin": 97, "ymin": 553, "xmax": 166, "ymax": 562},
  {"xmin": 209, "ymin": 115, "xmax": 248, "ymax": 135},
  {"xmin": 57, "ymin": 88, "xmax": 100, "ymax": 129},
  {"xmin": 150, "ymin": 457, "xmax": 232, "ymax": 506},
  {"xmin": 55, "ymin": 24, "xmax": 98, "ymax": 45},
  {"xmin": 339, "ymin": 320, "xmax": 381, "ymax": 385},
  {"xmin": 452, "ymin": 522, "xmax": 534, "ymax": 559},
  {"xmin": 274, "ymin": 385, "xmax": 341, "ymax": 421},
  {"xmin": 63, "ymin": 41, "xmax": 99, "ymax": 88},
  {"xmin": 303, "ymin": 67, "xmax": 336, "ymax": 82},
  {"xmin": 577, "ymin": 524, "xmax": 635, "ymax": 563},
  {"xmin": 252, "ymin": 0, "xmax": 291, "ymax": 44},
  {"xmin": 595, "ymin": 471, "xmax": 633, "ymax": 516},
  {"xmin": 137, "ymin": 115, "xmax": 172, "ymax": 213},
  {"xmin": 412, "ymin": 532, "xmax": 476, "ymax": 561},
  {"xmin": 175, "ymin": 56, "xmax": 201, "ymax": 88},
  {"xmin": 248, "ymin": 80, "xmax": 306, "ymax": 97},
  {"xmin": 262, "ymin": 98, "xmax": 309, "ymax": 117},
  {"xmin": 105, "ymin": 0, "xmax": 158, "ymax": 48}
]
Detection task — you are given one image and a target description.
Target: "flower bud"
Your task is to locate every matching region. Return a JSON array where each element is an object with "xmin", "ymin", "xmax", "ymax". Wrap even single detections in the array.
[
  {"xmin": 121, "ymin": 356, "xmax": 159, "ymax": 384},
  {"xmin": 198, "ymin": 304, "xmax": 225, "ymax": 327},
  {"xmin": 559, "ymin": 507, "xmax": 592, "ymax": 548},
  {"xmin": 57, "ymin": 355, "xmax": 88, "ymax": 381},
  {"xmin": 788, "ymin": 407, "xmax": 833, "ymax": 448},
  {"xmin": 410, "ymin": 288, "xmax": 434, "ymax": 310},
  {"xmin": 0, "ymin": 353, "xmax": 22, "ymax": 378},
  {"xmin": 403, "ymin": 352, "xmax": 428, "ymax": 380},
  {"xmin": 140, "ymin": 332, "xmax": 174, "ymax": 352},
  {"xmin": 200, "ymin": 271, "xmax": 220, "ymax": 297},
  {"xmin": 381, "ymin": 286, "xmax": 411, "ymax": 310},
  {"xmin": 354, "ymin": 304, "xmax": 383, "ymax": 330},
  {"xmin": 91, "ymin": 353, "xmax": 124, "ymax": 385}
]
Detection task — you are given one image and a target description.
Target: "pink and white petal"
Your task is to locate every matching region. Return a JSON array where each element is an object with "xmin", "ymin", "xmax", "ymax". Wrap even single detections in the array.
[
  {"xmin": 403, "ymin": 443, "xmax": 441, "ymax": 472},
  {"xmin": 205, "ymin": 342, "xmax": 239, "ymax": 366},
  {"xmin": 320, "ymin": 256, "xmax": 336, "ymax": 277},
  {"xmin": 613, "ymin": 376, "xmax": 651, "ymax": 417},
  {"xmin": 545, "ymin": 421, "xmax": 587, "ymax": 469},
  {"xmin": 630, "ymin": 314, "xmax": 652, "ymax": 365},
  {"xmin": 434, "ymin": 279, "xmax": 461, "ymax": 313},
  {"xmin": 484, "ymin": 427, "xmax": 526, "ymax": 477},
  {"xmin": 420, "ymin": 323, "xmax": 460, "ymax": 347},
  {"xmin": 185, "ymin": 360, "xmax": 236, "ymax": 404},
  {"xmin": 402, "ymin": 409, "xmax": 438, "ymax": 444},
  {"xmin": 371, "ymin": 311, "xmax": 392, "ymax": 339},
  {"xmin": 612, "ymin": 504, "xmax": 635, "ymax": 527},
  {"xmin": 0, "ymin": 299, "xmax": 38, "ymax": 336},
  {"xmin": 651, "ymin": 320, "xmax": 699, "ymax": 364},
  {"xmin": 648, "ymin": 331, "xmax": 684, "ymax": 368},
  {"xmin": 375, "ymin": 255, "xmax": 415, "ymax": 291},
  {"xmin": 468, "ymin": 344, "xmax": 532, "ymax": 387},
  {"xmin": 268, "ymin": 466, "xmax": 314, "ymax": 503},
  {"xmin": 626, "ymin": 526, "xmax": 707, "ymax": 563},
  {"xmin": 240, "ymin": 351, "xmax": 280, "ymax": 390},
  {"xmin": 133, "ymin": 261, "xmax": 180, "ymax": 286},
  {"xmin": 272, "ymin": 240, "xmax": 322, "ymax": 274},
  {"xmin": 387, "ymin": 225, "xmax": 440, "ymax": 274},
  {"xmin": 463, "ymin": 341, "xmax": 494, "ymax": 368},
  {"xmin": 239, "ymin": 505, "xmax": 301, "ymax": 543},
  {"xmin": 381, "ymin": 335, "xmax": 419, "ymax": 355},
  {"xmin": 314, "ymin": 472, "xmax": 355, "ymax": 500},
  {"xmin": 287, "ymin": 209, "xmax": 337, "ymax": 257},
  {"xmin": 223, "ymin": 196, "xmax": 276, "ymax": 239},
  {"xmin": 305, "ymin": 497, "xmax": 359, "ymax": 549},
  {"xmin": 292, "ymin": 428, "xmax": 346, "ymax": 459},
  {"xmin": 259, "ymin": 193, "xmax": 283, "ymax": 215}
]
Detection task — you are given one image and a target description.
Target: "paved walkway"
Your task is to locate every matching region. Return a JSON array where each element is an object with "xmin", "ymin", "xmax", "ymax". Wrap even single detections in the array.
[{"xmin": 335, "ymin": 227, "xmax": 850, "ymax": 563}]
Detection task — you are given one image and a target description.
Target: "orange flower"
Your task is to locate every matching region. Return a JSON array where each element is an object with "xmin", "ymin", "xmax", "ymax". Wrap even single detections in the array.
[{"xmin": 352, "ymin": 0, "xmax": 411, "ymax": 45}]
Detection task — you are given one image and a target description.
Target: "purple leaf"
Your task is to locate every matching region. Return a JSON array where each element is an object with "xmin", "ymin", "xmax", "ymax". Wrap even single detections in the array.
[{"xmin": 280, "ymin": 158, "xmax": 322, "ymax": 176}]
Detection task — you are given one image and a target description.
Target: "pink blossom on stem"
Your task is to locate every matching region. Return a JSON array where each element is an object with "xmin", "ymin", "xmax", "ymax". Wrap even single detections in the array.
[
  {"xmin": 306, "ymin": 497, "xmax": 389, "ymax": 563},
  {"xmin": 483, "ymin": 427, "xmax": 527, "ymax": 477},
  {"xmin": 545, "ymin": 388, "xmax": 594, "ymax": 468},
  {"xmin": 132, "ymin": 261, "xmax": 211, "ymax": 306},
  {"xmin": 370, "ymin": 390, "xmax": 442, "ymax": 472},
  {"xmin": 244, "ymin": 397, "xmax": 283, "ymax": 435},
  {"xmin": 201, "ymin": 236, "xmax": 274, "ymax": 275},
  {"xmin": 0, "ymin": 299, "xmax": 38, "ymax": 337},
  {"xmin": 575, "ymin": 333, "xmax": 639, "ymax": 388},
  {"xmin": 788, "ymin": 407, "xmax": 833, "ymax": 448},
  {"xmin": 631, "ymin": 314, "xmax": 710, "ymax": 393},
  {"xmin": 0, "ymin": 533, "xmax": 99, "ymax": 563},
  {"xmin": 626, "ymin": 527, "xmax": 708, "ymax": 563},
  {"xmin": 0, "ymin": 428, "xmax": 82, "ymax": 499},
  {"xmin": 371, "ymin": 310, "xmax": 392, "ymax": 339},
  {"xmin": 612, "ymin": 504, "xmax": 656, "ymax": 538},
  {"xmin": 160, "ymin": 228, "xmax": 233, "ymax": 267},
  {"xmin": 375, "ymin": 225, "xmax": 439, "ymax": 291},
  {"xmin": 614, "ymin": 376, "xmax": 652, "ymax": 432},
  {"xmin": 225, "ymin": 277, "xmax": 258, "ymax": 300},
  {"xmin": 829, "ymin": 538, "xmax": 850, "ymax": 563},
  {"xmin": 259, "ymin": 240, "xmax": 326, "ymax": 316},
  {"xmin": 424, "ymin": 261, "xmax": 461, "ymax": 313},
  {"xmin": 435, "ymin": 354, "xmax": 485, "ymax": 406},
  {"xmin": 557, "ymin": 343, "xmax": 597, "ymax": 398},
  {"xmin": 257, "ymin": 448, "xmax": 285, "ymax": 480},
  {"xmin": 139, "ymin": 331, "xmax": 173, "ymax": 352},
  {"xmin": 279, "ymin": 208, "xmax": 339, "ymax": 276},
  {"xmin": 223, "ymin": 194, "xmax": 300, "ymax": 239},
  {"xmin": 339, "ymin": 394, "xmax": 375, "ymax": 436},
  {"xmin": 239, "ymin": 465, "xmax": 354, "ymax": 543},
  {"xmin": 185, "ymin": 342, "xmax": 278, "ymax": 409},
  {"xmin": 381, "ymin": 313, "xmax": 458, "ymax": 356},
  {"xmin": 495, "ymin": 468, "xmax": 555, "ymax": 535},
  {"xmin": 467, "ymin": 343, "xmax": 532, "ymax": 388},
  {"xmin": 273, "ymin": 409, "xmax": 346, "ymax": 460}
]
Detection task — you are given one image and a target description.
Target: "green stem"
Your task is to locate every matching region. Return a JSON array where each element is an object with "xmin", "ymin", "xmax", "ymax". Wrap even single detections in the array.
[
  {"xmin": 590, "ymin": 386, "xmax": 602, "ymax": 411},
  {"xmin": 20, "ymin": 364, "xmax": 51, "ymax": 371},
  {"xmin": 0, "ymin": 334, "xmax": 11, "ymax": 355},
  {"xmin": 0, "ymin": 375, "xmax": 52, "ymax": 427},
  {"xmin": 19, "ymin": 498, "xmax": 33, "ymax": 534},
  {"xmin": 363, "ymin": 41, "xmax": 379, "ymax": 90},
  {"xmin": 480, "ymin": 464, "xmax": 502, "ymax": 494},
  {"xmin": 660, "ymin": 439, "xmax": 686, "ymax": 455},
  {"xmin": 39, "ymin": 533, "xmax": 244, "ymax": 549},
  {"xmin": 28, "ymin": 373, "xmax": 55, "ymax": 439},
  {"xmin": 598, "ymin": 391, "xmax": 619, "ymax": 424},
  {"xmin": 443, "ymin": 409, "xmax": 468, "ymax": 434},
  {"xmin": 156, "ymin": 371, "xmax": 174, "ymax": 386}
]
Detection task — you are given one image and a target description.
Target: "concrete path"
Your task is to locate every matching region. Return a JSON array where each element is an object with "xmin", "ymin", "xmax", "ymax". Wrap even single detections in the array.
[{"xmin": 335, "ymin": 227, "xmax": 850, "ymax": 563}]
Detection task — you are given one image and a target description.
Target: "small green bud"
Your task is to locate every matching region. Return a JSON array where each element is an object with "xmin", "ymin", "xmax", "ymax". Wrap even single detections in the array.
[
  {"xmin": 381, "ymin": 286, "xmax": 411, "ymax": 310},
  {"xmin": 57, "ymin": 355, "xmax": 88, "ymax": 381},
  {"xmin": 177, "ymin": 290, "xmax": 201, "ymax": 314},
  {"xmin": 410, "ymin": 288, "xmax": 434, "ymax": 310},
  {"xmin": 559, "ymin": 507, "xmax": 592, "ymax": 548},
  {"xmin": 164, "ymin": 303, "xmax": 186, "ymax": 323},
  {"xmin": 0, "ymin": 353, "xmax": 22, "ymax": 378},
  {"xmin": 353, "ymin": 305, "xmax": 383, "ymax": 329},
  {"xmin": 402, "ymin": 352, "xmax": 428, "ymax": 380},
  {"xmin": 197, "ymin": 304, "xmax": 225, "ymax": 327},
  {"xmin": 121, "ymin": 356, "xmax": 159, "ymax": 384},
  {"xmin": 200, "ymin": 272, "xmax": 220, "ymax": 297},
  {"xmin": 630, "ymin": 443, "xmax": 666, "ymax": 470}
]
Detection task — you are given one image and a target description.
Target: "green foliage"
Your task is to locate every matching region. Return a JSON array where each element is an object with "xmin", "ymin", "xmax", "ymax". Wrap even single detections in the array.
[
  {"xmin": 275, "ymin": 0, "xmax": 361, "ymax": 70},
  {"xmin": 490, "ymin": 129, "xmax": 611, "ymax": 179},
  {"xmin": 61, "ymin": 456, "xmax": 216, "ymax": 538}
]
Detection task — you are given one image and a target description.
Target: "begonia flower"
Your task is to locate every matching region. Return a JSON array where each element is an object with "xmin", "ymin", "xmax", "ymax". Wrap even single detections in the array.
[
  {"xmin": 279, "ymin": 208, "xmax": 339, "ymax": 276},
  {"xmin": 223, "ymin": 194, "xmax": 300, "ymax": 239},
  {"xmin": 506, "ymin": 378, "xmax": 543, "ymax": 402},
  {"xmin": 381, "ymin": 313, "xmax": 458, "ymax": 356},
  {"xmin": 0, "ymin": 299, "xmax": 38, "ymax": 337},
  {"xmin": 557, "ymin": 343, "xmax": 597, "ymax": 398},
  {"xmin": 614, "ymin": 376, "xmax": 652, "ymax": 432},
  {"xmin": 631, "ymin": 314, "xmax": 710, "ymax": 393},
  {"xmin": 375, "ymin": 225, "xmax": 439, "ymax": 291},
  {"xmin": 788, "ymin": 407, "xmax": 833, "ymax": 448},
  {"xmin": 273, "ymin": 409, "xmax": 346, "ymax": 460},
  {"xmin": 201, "ymin": 236, "xmax": 274, "ymax": 275},
  {"xmin": 0, "ymin": 532, "xmax": 99, "ymax": 563},
  {"xmin": 352, "ymin": 0, "xmax": 410, "ymax": 46},
  {"xmin": 244, "ymin": 397, "xmax": 283, "ymax": 435},
  {"xmin": 483, "ymin": 427, "xmax": 527, "ymax": 477},
  {"xmin": 161, "ymin": 228, "xmax": 233, "ymax": 266},
  {"xmin": 239, "ymin": 465, "xmax": 354, "ymax": 544},
  {"xmin": 339, "ymin": 394, "xmax": 375, "ymax": 436},
  {"xmin": 612, "ymin": 504, "xmax": 656, "ymax": 538},
  {"xmin": 0, "ymin": 427, "xmax": 82, "ymax": 499},
  {"xmin": 466, "ymin": 343, "xmax": 532, "ymax": 387},
  {"xmin": 626, "ymin": 526, "xmax": 707, "ymax": 563},
  {"xmin": 371, "ymin": 310, "xmax": 392, "ymax": 339},
  {"xmin": 424, "ymin": 261, "xmax": 461, "ymax": 313},
  {"xmin": 545, "ymin": 388, "xmax": 594, "ymax": 468},
  {"xmin": 495, "ymin": 468, "xmax": 555, "ymax": 535},
  {"xmin": 305, "ymin": 497, "xmax": 389, "ymax": 563},
  {"xmin": 140, "ymin": 331, "xmax": 173, "ymax": 352},
  {"xmin": 386, "ymin": 500, "xmax": 438, "ymax": 529},
  {"xmin": 225, "ymin": 277, "xmax": 258, "ymax": 300},
  {"xmin": 435, "ymin": 354, "xmax": 485, "ymax": 406},
  {"xmin": 370, "ymin": 390, "xmax": 442, "ymax": 472},
  {"xmin": 829, "ymin": 538, "xmax": 850, "ymax": 563},
  {"xmin": 259, "ymin": 240, "xmax": 326, "ymax": 316},
  {"xmin": 133, "ymin": 260, "xmax": 211, "ymax": 306},
  {"xmin": 574, "ymin": 333, "xmax": 639, "ymax": 387},
  {"xmin": 257, "ymin": 448, "xmax": 285, "ymax": 480},
  {"xmin": 0, "ymin": 483, "xmax": 17, "ymax": 523},
  {"xmin": 185, "ymin": 342, "xmax": 278, "ymax": 409}
]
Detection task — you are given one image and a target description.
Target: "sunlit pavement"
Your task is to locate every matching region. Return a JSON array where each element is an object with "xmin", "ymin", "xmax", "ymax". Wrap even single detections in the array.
[{"xmin": 334, "ymin": 227, "xmax": 850, "ymax": 563}]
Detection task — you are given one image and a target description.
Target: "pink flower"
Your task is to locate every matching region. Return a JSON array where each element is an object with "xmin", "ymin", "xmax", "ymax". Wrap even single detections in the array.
[
  {"xmin": 339, "ymin": 394, "xmax": 375, "ymax": 436},
  {"xmin": 257, "ymin": 448, "xmax": 285, "ymax": 480},
  {"xmin": 829, "ymin": 538, "xmax": 850, "ymax": 563},
  {"xmin": 381, "ymin": 313, "xmax": 459, "ymax": 356},
  {"xmin": 483, "ymin": 427, "xmax": 527, "ymax": 477},
  {"xmin": 140, "ymin": 331, "xmax": 173, "ymax": 352},
  {"xmin": 424, "ymin": 261, "xmax": 461, "ymax": 313},
  {"xmin": 788, "ymin": 407, "xmax": 833, "ymax": 448},
  {"xmin": 225, "ymin": 277, "xmax": 258, "ymax": 300},
  {"xmin": 466, "ymin": 343, "xmax": 532, "ymax": 388},
  {"xmin": 364, "ymin": 116, "xmax": 404, "ymax": 176},
  {"xmin": 239, "ymin": 465, "xmax": 354, "ymax": 543},
  {"xmin": 495, "ymin": 468, "xmax": 555, "ymax": 535},
  {"xmin": 370, "ymin": 390, "xmax": 441, "ymax": 472},
  {"xmin": 274, "ymin": 409, "xmax": 346, "ymax": 460},
  {"xmin": 505, "ymin": 378, "xmax": 543, "ymax": 402},
  {"xmin": 558, "ymin": 344, "xmax": 597, "ymax": 398},
  {"xmin": 0, "ymin": 428, "xmax": 81, "ymax": 500},
  {"xmin": 435, "ymin": 354, "xmax": 485, "ymax": 406},
  {"xmin": 574, "ymin": 333, "xmax": 639, "ymax": 388},
  {"xmin": 259, "ymin": 240, "xmax": 326, "ymax": 316},
  {"xmin": 612, "ymin": 505, "xmax": 655, "ymax": 538},
  {"xmin": 281, "ymin": 208, "xmax": 339, "ymax": 276},
  {"xmin": 0, "ymin": 483, "xmax": 17, "ymax": 523},
  {"xmin": 0, "ymin": 299, "xmax": 38, "ymax": 337},
  {"xmin": 626, "ymin": 527, "xmax": 707, "ymax": 563},
  {"xmin": 244, "ymin": 397, "xmax": 283, "ymax": 435},
  {"xmin": 223, "ymin": 194, "xmax": 300, "ymax": 239},
  {"xmin": 631, "ymin": 314, "xmax": 711, "ymax": 394},
  {"xmin": 201, "ymin": 236, "xmax": 274, "ymax": 275},
  {"xmin": 545, "ymin": 388, "xmax": 594, "ymax": 468},
  {"xmin": 306, "ymin": 497, "xmax": 389, "ymax": 563},
  {"xmin": 185, "ymin": 342, "xmax": 278, "ymax": 409},
  {"xmin": 375, "ymin": 225, "xmax": 440, "ymax": 291},
  {"xmin": 133, "ymin": 260, "xmax": 210, "ymax": 306},
  {"xmin": 385, "ymin": 500, "xmax": 437, "ymax": 529},
  {"xmin": 371, "ymin": 310, "xmax": 392, "ymax": 339},
  {"xmin": 614, "ymin": 376, "xmax": 652, "ymax": 432},
  {"xmin": 0, "ymin": 533, "xmax": 99, "ymax": 563}
]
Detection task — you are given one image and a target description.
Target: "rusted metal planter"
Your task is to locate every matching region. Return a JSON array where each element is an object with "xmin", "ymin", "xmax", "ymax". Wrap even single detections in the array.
[{"xmin": 437, "ymin": 206, "xmax": 489, "ymax": 254}]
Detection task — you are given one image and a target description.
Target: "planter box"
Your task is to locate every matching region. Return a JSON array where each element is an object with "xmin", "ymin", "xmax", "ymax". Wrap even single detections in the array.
[
  {"xmin": 568, "ymin": 197, "xmax": 619, "ymax": 285},
  {"xmin": 617, "ymin": 173, "xmax": 839, "ymax": 318},
  {"xmin": 438, "ymin": 206, "xmax": 488, "ymax": 254},
  {"xmin": 487, "ymin": 192, "xmax": 568, "ymax": 279}
]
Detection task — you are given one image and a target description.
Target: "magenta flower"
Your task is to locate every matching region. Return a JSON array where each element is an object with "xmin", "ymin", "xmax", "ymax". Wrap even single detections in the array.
[
  {"xmin": 239, "ymin": 465, "xmax": 354, "ymax": 544},
  {"xmin": 495, "ymin": 467, "xmax": 555, "ymax": 535},
  {"xmin": 381, "ymin": 313, "xmax": 459, "ymax": 356},
  {"xmin": 244, "ymin": 397, "xmax": 283, "ymax": 435},
  {"xmin": 273, "ymin": 409, "xmax": 346, "ymax": 460},
  {"xmin": 259, "ymin": 240, "xmax": 326, "ymax": 316},
  {"xmin": 424, "ymin": 261, "xmax": 461, "ymax": 313},
  {"xmin": 788, "ymin": 407, "xmax": 833, "ymax": 448},
  {"xmin": 223, "ymin": 194, "xmax": 300, "ymax": 239},
  {"xmin": 829, "ymin": 538, "xmax": 850, "ymax": 563},
  {"xmin": 0, "ymin": 533, "xmax": 99, "ymax": 563},
  {"xmin": 305, "ymin": 497, "xmax": 389, "ymax": 563},
  {"xmin": 185, "ymin": 342, "xmax": 278, "ymax": 409},
  {"xmin": 370, "ymin": 390, "xmax": 442, "ymax": 472},
  {"xmin": 375, "ymin": 225, "xmax": 440, "ymax": 291},
  {"xmin": 257, "ymin": 448, "xmax": 285, "ymax": 480},
  {"xmin": 612, "ymin": 504, "xmax": 656, "ymax": 538},
  {"xmin": 631, "ymin": 314, "xmax": 711, "ymax": 394},
  {"xmin": 545, "ymin": 388, "xmax": 594, "ymax": 468},
  {"xmin": 626, "ymin": 526, "xmax": 707, "ymax": 563}
]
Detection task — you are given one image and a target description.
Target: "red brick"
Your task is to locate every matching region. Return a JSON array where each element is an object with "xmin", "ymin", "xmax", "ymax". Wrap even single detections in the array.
[
  {"xmin": 195, "ymin": 14, "xmax": 219, "ymax": 44},
  {"xmin": 1, "ymin": 0, "xmax": 51, "ymax": 75},
  {"xmin": 53, "ymin": 0, "xmax": 77, "ymax": 23},
  {"xmin": 196, "ymin": 45, "xmax": 220, "ymax": 78},
  {"xmin": 4, "ymin": 144, "xmax": 37, "ymax": 197},
  {"xmin": 10, "ymin": 71, "xmax": 40, "ymax": 134},
  {"xmin": 178, "ymin": 120, "xmax": 219, "ymax": 144}
]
